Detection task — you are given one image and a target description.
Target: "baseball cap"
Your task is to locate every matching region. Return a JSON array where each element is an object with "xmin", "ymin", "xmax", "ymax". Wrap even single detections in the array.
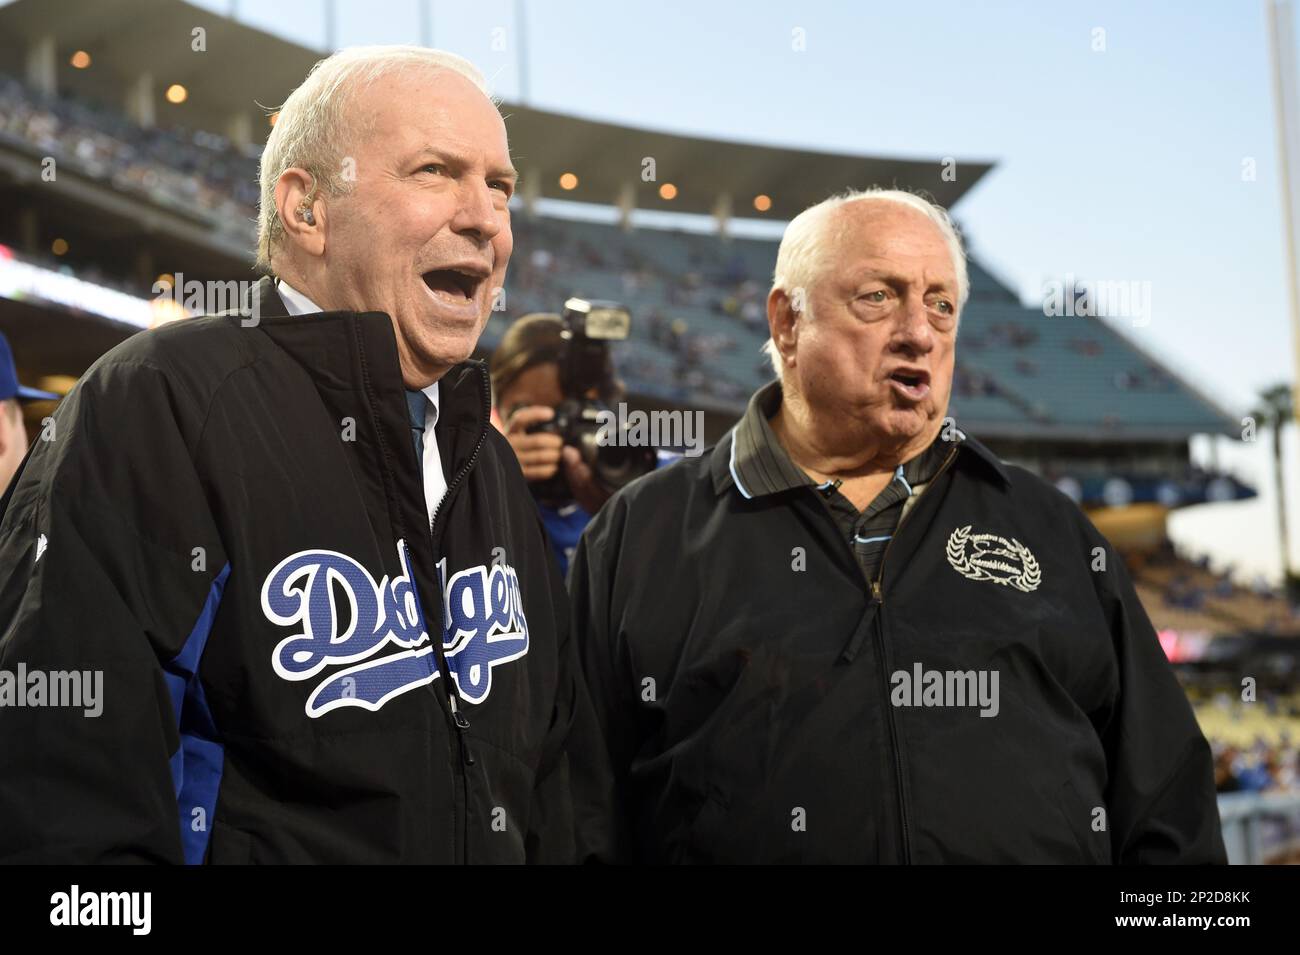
[{"xmin": 0, "ymin": 331, "xmax": 59, "ymax": 402}]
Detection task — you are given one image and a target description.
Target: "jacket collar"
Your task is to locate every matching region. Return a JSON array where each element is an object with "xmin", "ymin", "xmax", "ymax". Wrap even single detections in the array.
[
  {"xmin": 249, "ymin": 276, "xmax": 486, "ymax": 430},
  {"xmin": 247, "ymin": 275, "xmax": 491, "ymax": 478},
  {"xmin": 252, "ymin": 274, "xmax": 290, "ymax": 319},
  {"xmin": 724, "ymin": 379, "xmax": 957, "ymax": 500},
  {"xmin": 709, "ymin": 390, "xmax": 1012, "ymax": 496},
  {"xmin": 957, "ymin": 432, "xmax": 1012, "ymax": 486}
]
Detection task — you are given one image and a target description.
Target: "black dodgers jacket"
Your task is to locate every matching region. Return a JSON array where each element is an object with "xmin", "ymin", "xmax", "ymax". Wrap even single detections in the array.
[
  {"xmin": 569, "ymin": 427, "xmax": 1227, "ymax": 864},
  {"xmin": 0, "ymin": 277, "xmax": 613, "ymax": 863}
]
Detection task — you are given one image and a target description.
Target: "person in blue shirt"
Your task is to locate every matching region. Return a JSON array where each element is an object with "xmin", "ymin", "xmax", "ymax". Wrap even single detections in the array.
[
  {"xmin": 490, "ymin": 313, "xmax": 676, "ymax": 575},
  {"xmin": 490, "ymin": 314, "xmax": 614, "ymax": 575},
  {"xmin": 0, "ymin": 330, "xmax": 59, "ymax": 497}
]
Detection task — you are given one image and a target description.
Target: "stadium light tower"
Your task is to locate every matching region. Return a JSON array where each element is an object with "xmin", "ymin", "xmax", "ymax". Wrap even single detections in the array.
[
  {"xmin": 325, "ymin": 0, "xmax": 338, "ymax": 50},
  {"xmin": 419, "ymin": 0, "xmax": 433, "ymax": 47},
  {"xmin": 516, "ymin": 0, "xmax": 530, "ymax": 103},
  {"xmin": 1267, "ymin": 0, "xmax": 1300, "ymax": 592},
  {"xmin": 1267, "ymin": 0, "xmax": 1300, "ymax": 427}
]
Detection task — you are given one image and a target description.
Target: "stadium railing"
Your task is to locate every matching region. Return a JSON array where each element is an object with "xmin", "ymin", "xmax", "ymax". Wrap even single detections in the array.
[{"xmin": 1218, "ymin": 791, "xmax": 1300, "ymax": 864}]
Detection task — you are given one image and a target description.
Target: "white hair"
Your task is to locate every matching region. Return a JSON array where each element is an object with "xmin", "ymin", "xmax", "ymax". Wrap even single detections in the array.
[
  {"xmin": 760, "ymin": 187, "xmax": 968, "ymax": 378},
  {"xmin": 256, "ymin": 45, "xmax": 492, "ymax": 270}
]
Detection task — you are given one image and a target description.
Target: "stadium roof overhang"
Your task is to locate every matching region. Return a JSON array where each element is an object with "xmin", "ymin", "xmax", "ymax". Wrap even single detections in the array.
[
  {"xmin": 0, "ymin": 0, "xmax": 313, "ymax": 139},
  {"xmin": 501, "ymin": 104, "xmax": 991, "ymax": 220},
  {"xmin": 0, "ymin": 0, "xmax": 993, "ymax": 221}
]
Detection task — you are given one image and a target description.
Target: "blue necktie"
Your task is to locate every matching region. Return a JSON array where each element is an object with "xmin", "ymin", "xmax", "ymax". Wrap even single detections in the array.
[{"xmin": 405, "ymin": 390, "xmax": 427, "ymax": 465}]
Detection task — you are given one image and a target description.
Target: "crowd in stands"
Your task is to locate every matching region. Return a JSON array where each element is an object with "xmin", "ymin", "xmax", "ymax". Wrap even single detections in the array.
[
  {"xmin": 0, "ymin": 73, "xmax": 260, "ymax": 243},
  {"xmin": 0, "ymin": 71, "xmax": 1246, "ymax": 414},
  {"xmin": 0, "ymin": 69, "xmax": 762, "ymax": 401},
  {"xmin": 505, "ymin": 215, "xmax": 759, "ymax": 403},
  {"xmin": 953, "ymin": 362, "xmax": 1010, "ymax": 399},
  {"xmin": 960, "ymin": 319, "xmax": 1039, "ymax": 351},
  {"xmin": 1127, "ymin": 539, "xmax": 1300, "ymax": 635},
  {"xmin": 1191, "ymin": 689, "xmax": 1300, "ymax": 794},
  {"xmin": 1213, "ymin": 738, "xmax": 1300, "ymax": 794}
]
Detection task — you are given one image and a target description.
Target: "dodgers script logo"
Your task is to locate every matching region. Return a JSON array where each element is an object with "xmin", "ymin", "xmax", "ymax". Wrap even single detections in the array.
[{"xmin": 261, "ymin": 540, "xmax": 529, "ymax": 717}]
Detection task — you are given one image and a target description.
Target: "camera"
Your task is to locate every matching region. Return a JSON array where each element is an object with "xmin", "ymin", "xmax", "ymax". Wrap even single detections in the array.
[{"xmin": 526, "ymin": 297, "xmax": 657, "ymax": 506}]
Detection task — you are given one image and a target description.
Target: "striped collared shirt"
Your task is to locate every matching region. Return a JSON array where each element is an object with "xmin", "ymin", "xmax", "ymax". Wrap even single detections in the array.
[{"xmin": 729, "ymin": 380, "xmax": 960, "ymax": 582}]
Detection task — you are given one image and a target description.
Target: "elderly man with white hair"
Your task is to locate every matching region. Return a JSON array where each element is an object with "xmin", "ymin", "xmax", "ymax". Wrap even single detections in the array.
[
  {"xmin": 569, "ymin": 188, "xmax": 1226, "ymax": 864},
  {"xmin": 0, "ymin": 46, "xmax": 613, "ymax": 864}
]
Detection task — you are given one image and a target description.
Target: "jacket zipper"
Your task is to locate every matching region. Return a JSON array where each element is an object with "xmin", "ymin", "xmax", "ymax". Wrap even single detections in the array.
[
  {"xmin": 424, "ymin": 364, "xmax": 492, "ymax": 864},
  {"xmin": 869, "ymin": 443, "xmax": 959, "ymax": 602},
  {"xmin": 868, "ymin": 442, "xmax": 959, "ymax": 865}
]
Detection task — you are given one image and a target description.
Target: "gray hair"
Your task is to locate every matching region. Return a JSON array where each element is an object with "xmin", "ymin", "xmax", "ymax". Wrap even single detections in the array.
[
  {"xmin": 761, "ymin": 187, "xmax": 968, "ymax": 378},
  {"xmin": 256, "ymin": 45, "xmax": 492, "ymax": 270}
]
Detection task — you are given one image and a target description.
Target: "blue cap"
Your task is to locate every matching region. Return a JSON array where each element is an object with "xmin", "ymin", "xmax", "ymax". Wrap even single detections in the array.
[{"xmin": 0, "ymin": 331, "xmax": 59, "ymax": 402}]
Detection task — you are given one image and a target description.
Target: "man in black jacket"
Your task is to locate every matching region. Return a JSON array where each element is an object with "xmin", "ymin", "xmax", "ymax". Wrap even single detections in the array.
[
  {"xmin": 0, "ymin": 46, "xmax": 613, "ymax": 863},
  {"xmin": 569, "ymin": 188, "xmax": 1227, "ymax": 864}
]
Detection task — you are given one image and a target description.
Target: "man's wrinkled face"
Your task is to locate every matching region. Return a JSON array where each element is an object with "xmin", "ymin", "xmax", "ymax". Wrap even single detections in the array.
[
  {"xmin": 788, "ymin": 202, "xmax": 958, "ymax": 449},
  {"xmin": 320, "ymin": 69, "xmax": 515, "ymax": 386}
]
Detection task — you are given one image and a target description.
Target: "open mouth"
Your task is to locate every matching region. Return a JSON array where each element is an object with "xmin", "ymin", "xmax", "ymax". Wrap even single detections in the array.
[
  {"xmin": 888, "ymin": 368, "xmax": 931, "ymax": 400},
  {"xmin": 421, "ymin": 265, "xmax": 488, "ymax": 304}
]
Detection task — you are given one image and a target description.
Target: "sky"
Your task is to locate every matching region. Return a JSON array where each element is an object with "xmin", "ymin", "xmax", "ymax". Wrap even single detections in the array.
[{"xmin": 23, "ymin": 0, "xmax": 1300, "ymax": 581}]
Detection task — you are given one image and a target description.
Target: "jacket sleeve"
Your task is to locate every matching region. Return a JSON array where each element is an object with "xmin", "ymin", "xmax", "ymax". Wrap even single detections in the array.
[
  {"xmin": 565, "ymin": 495, "xmax": 638, "ymax": 862},
  {"xmin": 0, "ymin": 356, "xmax": 228, "ymax": 863},
  {"xmin": 1089, "ymin": 530, "xmax": 1227, "ymax": 864},
  {"xmin": 524, "ymin": 511, "xmax": 619, "ymax": 863}
]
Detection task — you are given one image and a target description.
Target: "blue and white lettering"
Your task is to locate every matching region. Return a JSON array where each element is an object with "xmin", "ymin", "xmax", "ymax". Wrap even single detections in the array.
[{"xmin": 260, "ymin": 540, "xmax": 529, "ymax": 717}]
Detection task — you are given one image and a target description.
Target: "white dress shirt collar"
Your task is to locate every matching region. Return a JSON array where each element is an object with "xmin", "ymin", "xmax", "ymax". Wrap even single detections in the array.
[
  {"xmin": 275, "ymin": 277, "xmax": 321, "ymax": 317},
  {"xmin": 276, "ymin": 278, "xmax": 444, "ymax": 515}
]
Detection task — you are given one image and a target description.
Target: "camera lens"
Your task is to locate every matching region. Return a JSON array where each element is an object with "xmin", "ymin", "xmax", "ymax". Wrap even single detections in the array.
[{"xmin": 594, "ymin": 441, "xmax": 656, "ymax": 489}]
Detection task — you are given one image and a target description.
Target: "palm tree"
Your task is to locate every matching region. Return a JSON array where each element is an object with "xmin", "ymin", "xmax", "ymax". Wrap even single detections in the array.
[{"xmin": 1251, "ymin": 383, "xmax": 1297, "ymax": 597}]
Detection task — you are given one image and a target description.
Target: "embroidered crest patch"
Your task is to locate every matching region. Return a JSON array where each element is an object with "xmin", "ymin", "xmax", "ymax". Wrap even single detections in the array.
[{"xmin": 945, "ymin": 525, "xmax": 1041, "ymax": 592}]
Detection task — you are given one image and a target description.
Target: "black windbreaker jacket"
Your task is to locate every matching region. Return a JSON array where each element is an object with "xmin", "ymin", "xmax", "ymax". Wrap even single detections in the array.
[
  {"xmin": 569, "ymin": 427, "xmax": 1227, "ymax": 864},
  {"xmin": 0, "ymin": 277, "xmax": 613, "ymax": 863}
]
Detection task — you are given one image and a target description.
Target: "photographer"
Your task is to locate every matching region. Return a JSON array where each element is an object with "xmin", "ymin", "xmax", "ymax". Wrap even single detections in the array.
[{"xmin": 491, "ymin": 313, "xmax": 617, "ymax": 574}]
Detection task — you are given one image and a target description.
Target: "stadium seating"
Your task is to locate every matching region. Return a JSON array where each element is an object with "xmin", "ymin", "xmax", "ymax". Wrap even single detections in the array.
[{"xmin": 0, "ymin": 68, "xmax": 1244, "ymax": 433}]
